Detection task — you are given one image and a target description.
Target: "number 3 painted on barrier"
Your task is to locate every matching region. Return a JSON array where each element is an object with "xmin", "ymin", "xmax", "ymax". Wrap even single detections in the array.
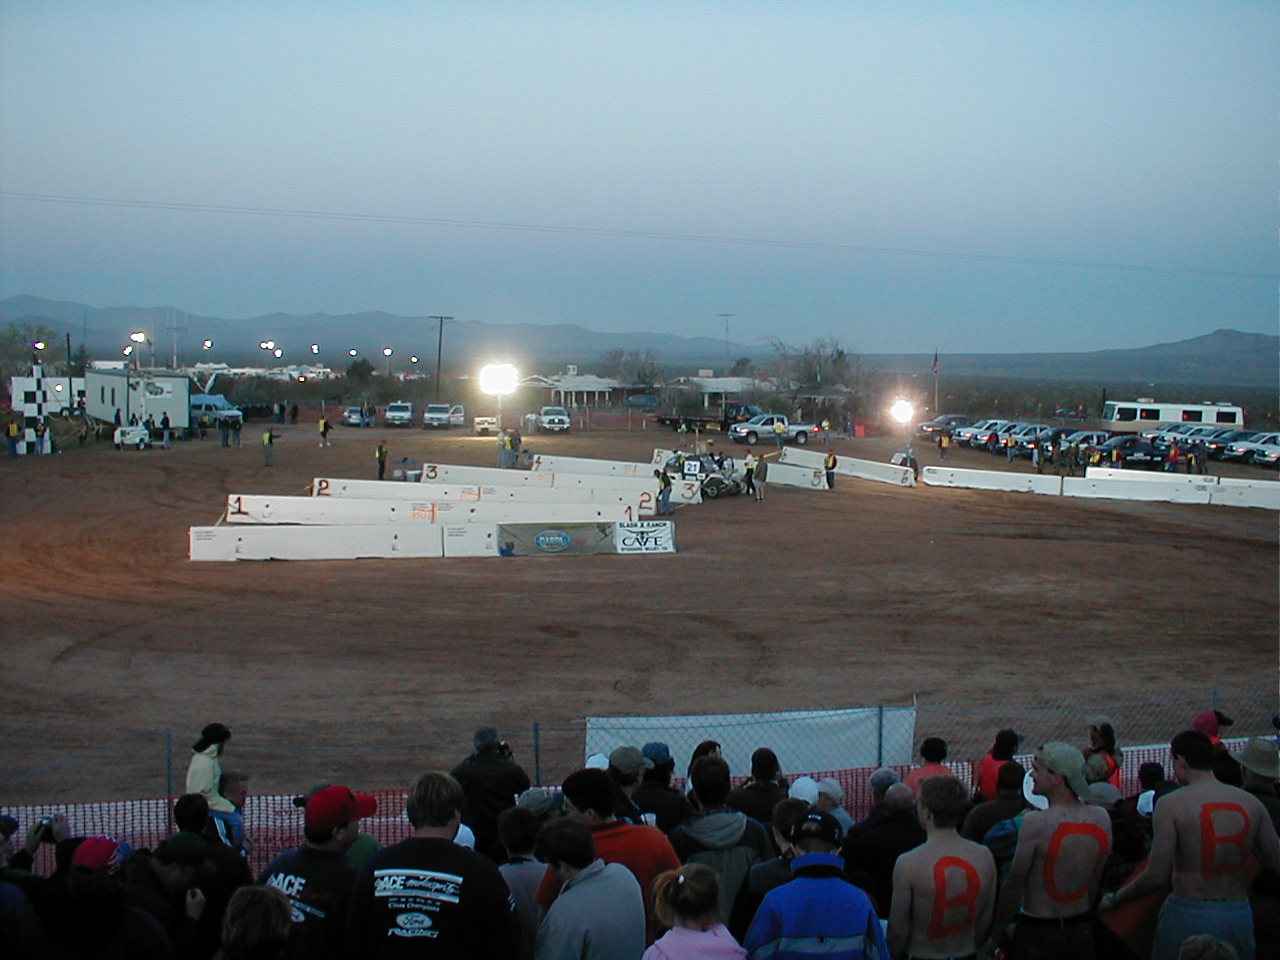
[{"xmin": 425, "ymin": 465, "xmax": 438, "ymax": 480}]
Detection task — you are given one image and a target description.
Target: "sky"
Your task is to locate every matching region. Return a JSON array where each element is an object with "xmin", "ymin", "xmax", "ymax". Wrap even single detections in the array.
[{"xmin": 1, "ymin": 1, "xmax": 1276, "ymax": 353}]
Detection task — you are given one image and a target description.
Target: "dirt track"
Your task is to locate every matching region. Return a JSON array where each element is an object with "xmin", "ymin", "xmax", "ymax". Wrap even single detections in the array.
[{"xmin": 2, "ymin": 424, "xmax": 1276, "ymax": 803}]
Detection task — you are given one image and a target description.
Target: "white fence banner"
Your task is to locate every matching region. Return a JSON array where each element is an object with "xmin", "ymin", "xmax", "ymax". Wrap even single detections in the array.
[
  {"xmin": 585, "ymin": 706, "xmax": 917, "ymax": 776},
  {"xmin": 614, "ymin": 520, "xmax": 676, "ymax": 554}
]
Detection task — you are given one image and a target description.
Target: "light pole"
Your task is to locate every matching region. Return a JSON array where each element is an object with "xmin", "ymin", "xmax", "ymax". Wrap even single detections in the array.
[
  {"xmin": 478, "ymin": 362, "xmax": 519, "ymax": 432},
  {"xmin": 717, "ymin": 313, "xmax": 734, "ymax": 368},
  {"xmin": 202, "ymin": 338, "xmax": 213, "ymax": 352},
  {"xmin": 382, "ymin": 346, "xmax": 393, "ymax": 377},
  {"xmin": 31, "ymin": 340, "xmax": 47, "ymax": 366},
  {"xmin": 427, "ymin": 316, "xmax": 453, "ymax": 400},
  {"xmin": 129, "ymin": 331, "xmax": 149, "ymax": 370}
]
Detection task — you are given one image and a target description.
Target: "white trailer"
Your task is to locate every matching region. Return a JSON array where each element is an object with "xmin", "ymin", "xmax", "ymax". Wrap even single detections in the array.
[{"xmin": 85, "ymin": 369, "xmax": 191, "ymax": 429}]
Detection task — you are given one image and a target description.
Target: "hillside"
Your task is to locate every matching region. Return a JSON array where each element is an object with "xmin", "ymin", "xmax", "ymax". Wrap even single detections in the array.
[{"xmin": 3, "ymin": 295, "xmax": 1276, "ymax": 387}]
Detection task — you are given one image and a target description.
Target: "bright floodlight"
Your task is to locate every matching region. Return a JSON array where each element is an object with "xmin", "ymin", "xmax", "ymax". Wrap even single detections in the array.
[
  {"xmin": 310, "ymin": 343, "xmax": 320, "ymax": 354},
  {"xmin": 890, "ymin": 399, "xmax": 914, "ymax": 425},
  {"xmin": 348, "ymin": 348, "xmax": 358, "ymax": 357},
  {"xmin": 259, "ymin": 340, "xmax": 270, "ymax": 349},
  {"xmin": 479, "ymin": 362, "xmax": 519, "ymax": 396},
  {"xmin": 265, "ymin": 340, "xmax": 276, "ymax": 350},
  {"xmin": 130, "ymin": 331, "xmax": 147, "ymax": 344},
  {"xmin": 273, "ymin": 348, "xmax": 283, "ymax": 358},
  {"xmin": 202, "ymin": 338, "xmax": 213, "ymax": 350},
  {"xmin": 122, "ymin": 345, "xmax": 134, "ymax": 357},
  {"xmin": 382, "ymin": 346, "xmax": 393, "ymax": 357},
  {"xmin": 54, "ymin": 383, "xmax": 64, "ymax": 392},
  {"xmin": 410, "ymin": 355, "xmax": 419, "ymax": 364},
  {"xmin": 32, "ymin": 340, "xmax": 47, "ymax": 350}
]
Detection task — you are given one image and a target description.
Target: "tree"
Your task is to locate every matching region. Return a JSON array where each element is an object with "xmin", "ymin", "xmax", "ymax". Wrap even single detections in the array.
[
  {"xmin": 730, "ymin": 357, "xmax": 753, "ymax": 376},
  {"xmin": 0, "ymin": 321, "xmax": 58, "ymax": 387},
  {"xmin": 597, "ymin": 349, "xmax": 626, "ymax": 377},
  {"xmin": 770, "ymin": 336, "xmax": 863, "ymax": 415},
  {"xmin": 622, "ymin": 350, "xmax": 662, "ymax": 389},
  {"xmin": 345, "ymin": 357, "xmax": 374, "ymax": 386}
]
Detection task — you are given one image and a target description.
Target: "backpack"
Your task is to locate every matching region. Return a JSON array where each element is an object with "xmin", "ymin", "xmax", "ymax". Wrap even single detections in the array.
[{"xmin": 686, "ymin": 845, "xmax": 758, "ymax": 924}]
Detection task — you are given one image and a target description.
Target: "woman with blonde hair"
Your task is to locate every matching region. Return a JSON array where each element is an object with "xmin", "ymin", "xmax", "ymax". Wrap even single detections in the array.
[{"xmin": 644, "ymin": 863, "xmax": 746, "ymax": 959}]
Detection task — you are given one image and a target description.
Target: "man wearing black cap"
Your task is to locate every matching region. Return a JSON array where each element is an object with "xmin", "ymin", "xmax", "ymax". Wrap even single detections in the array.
[
  {"xmin": 185, "ymin": 723, "xmax": 234, "ymax": 814},
  {"xmin": 632, "ymin": 742, "xmax": 694, "ymax": 833},
  {"xmin": 122, "ymin": 831, "xmax": 217, "ymax": 957},
  {"xmin": 450, "ymin": 727, "xmax": 531, "ymax": 863},
  {"xmin": 742, "ymin": 810, "xmax": 890, "ymax": 960}
]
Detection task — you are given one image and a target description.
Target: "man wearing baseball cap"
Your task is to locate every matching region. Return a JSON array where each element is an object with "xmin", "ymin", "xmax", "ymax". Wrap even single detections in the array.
[
  {"xmin": 259, "ymin": 785, "xmax": 370, "ymax": 960},
  {"xmin": 631, "ymin": 742, "xmax": 694, "ymax": 833},
  {"xmin": 606, "ymin": 745, "xmax": 652, "ymax": 824},
  {"xmin": 450, "ymin": 727, "xmax": 531, "ymax": 864},
  {"xmin": 185, "ymin": 723, "xmax": 235, "ymax": 814},
  {"xmin": 1101, "ymin": 730, "xmax": 1280, "ymax": 960},
  {"xmin": 991, "ymin": 742, "xmax": 1112, "ymax": 959},
  {"xmin": 743, "ymin": 810, "xmax": 890, "ymax": 960}
]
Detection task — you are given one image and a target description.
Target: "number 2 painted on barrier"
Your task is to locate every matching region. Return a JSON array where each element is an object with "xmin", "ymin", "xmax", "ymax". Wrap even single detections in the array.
[
  {"xmin": 315, "ymin": 479, "xmax": 330, "ymax": 497},
  {"xmin": 639, "ymin": 492, "xmax": 654, "ymax": 514}
]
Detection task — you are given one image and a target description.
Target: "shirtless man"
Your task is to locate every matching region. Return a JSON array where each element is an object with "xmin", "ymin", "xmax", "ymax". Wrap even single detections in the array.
[
  {"xmin": 889, "ymin": 776, "xmax": 996, "ymax": 960},
  {"xmin": 992, "ymin": 742, "xmax": 1112, "ymax": 960},
  {"xmin": 1100, "ymin": 729, "xmax": 1280, "ymax": 960}
]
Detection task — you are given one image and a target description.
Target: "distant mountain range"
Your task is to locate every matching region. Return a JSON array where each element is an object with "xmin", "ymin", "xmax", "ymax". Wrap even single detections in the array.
[{"xmin": 3, "ymin": 295, "xmax": 1277, "ymax": 388}]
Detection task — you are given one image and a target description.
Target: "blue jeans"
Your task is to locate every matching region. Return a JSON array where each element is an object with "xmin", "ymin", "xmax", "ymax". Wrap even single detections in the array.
[{"xmin": 658, "ymin": 488, "xmax": 671, "ymax": 514}]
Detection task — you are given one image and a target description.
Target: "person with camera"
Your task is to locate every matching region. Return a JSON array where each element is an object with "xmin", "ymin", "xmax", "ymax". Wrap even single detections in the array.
[{"xmin": 450, "ymin": 727, "xmax": 532, "ymax": 864}]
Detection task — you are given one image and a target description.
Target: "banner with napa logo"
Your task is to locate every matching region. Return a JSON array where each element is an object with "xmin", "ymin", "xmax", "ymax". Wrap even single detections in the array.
[{"xmin": 497, "ymin": 523, "xmax": 615, "ymax": 556}]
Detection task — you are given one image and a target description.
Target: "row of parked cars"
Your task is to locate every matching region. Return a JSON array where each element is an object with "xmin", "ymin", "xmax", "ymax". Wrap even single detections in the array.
[
  {"xmin": 921, "ymin": 415, "xmax": 1280, "ymax": 469},
  {"xmin": 339, "ymin": 403, "xmax": 576, "ymax": 434}
]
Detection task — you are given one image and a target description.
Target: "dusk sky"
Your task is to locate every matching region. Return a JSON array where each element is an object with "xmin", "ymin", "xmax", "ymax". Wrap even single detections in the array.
[{"xmin": 1, "ymin": 2, "xmax": 1276, "ymax": 353}]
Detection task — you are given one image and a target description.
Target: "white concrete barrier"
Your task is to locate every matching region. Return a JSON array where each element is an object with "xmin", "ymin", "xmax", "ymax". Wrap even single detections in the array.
[
  {"xmin": 781, "ymin": 447, "xmax": 915, "ymax": 487},
  {"xmin": 442, "ymin": 524, "xmax": 498, "ymax": 557},
  {"xmin": 923, "ymin": 467, "xmax": 1064, "ymax": 496},
  {"xmin": 529, "ymin": 454, "xmax": 652, "ymax": 478},
  {"xmin": 190, "ymin": 525, "xmax": 445, "ymax": 561},
  {"xmin": 767, "ymin": 461, "xmax": 830, "ymax": 491},
  {"xmin": 418, "ymin": 463, "xmax": 554, "ymax": 486},
  {"xmin": 1061, "ymin": 477, "xmax": 1213, "ymax": 505},
  {"xmin": 226, "ymin": 495, "xmax": 637, "ymax": 525},
  {"xmin": 1208, "ymin": 483, "xmax": 1280, "ymax": 510},
  {"xmin": 1085, "ymin": 467, "xmax": 1219, "ymax": 485},
  {"xmin": 314, "ymin": 478, "xmax": 482, "ymax": 500},
  {"xmin": 553, "ymin": 472, "xmax": 702, "ymax": 507}
]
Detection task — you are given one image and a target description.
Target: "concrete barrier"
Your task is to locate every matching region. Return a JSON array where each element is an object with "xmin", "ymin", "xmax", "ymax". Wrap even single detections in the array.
[
  {"xmin": 1085, "ymin": 467, "xmax": 1219, "ymax": 485},
  {"xmin": 190, "ymin": 525, "xmax": 445, "ymax": 561},
  {"xmin": 1061, "ymin": 476, "xmax": 1213, "ymax": 505},
  {"xmin": 767, "ymin": 461, "xmax": 830, "ymax": 491},
  {"xmin": 529, "ymin": 454, "xmax": 651, "ymax": 478},
  {"xmin": 226, "ymin": 495, "xmax": 636, "ymax": 525},
  {"xmin": 1208, "ymin": 482, "xmax": 1280, "ymax": 510},
  {"xmin": 418, "ymin": 463, "xmax": 554, "ymax": 486},
  {"xmin": 313, "ymin": 478, "xmax": 482, "ymax": 500},
  {"xmin": 781, "ymin": 447, "xmax": 914, "ymax": 487},
  {"xmin": 553, "ymin": 472, "xmax": 702, "ymax": 507},
  {"xmin": 442, "ymin": 524, "xmax": 498, "ymax": 557},
  {"xmin": 923, "ymin": 467, "xmax": 1064, "ymax": 496}
]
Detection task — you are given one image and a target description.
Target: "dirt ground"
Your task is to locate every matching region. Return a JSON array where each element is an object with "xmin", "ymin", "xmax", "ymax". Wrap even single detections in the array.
[{"xmin": 2, "ymin": 423, "xmax": 1276, "ymax": 803}]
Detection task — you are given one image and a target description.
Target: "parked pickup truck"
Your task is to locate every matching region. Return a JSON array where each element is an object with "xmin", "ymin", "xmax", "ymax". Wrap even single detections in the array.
[
  {"xmin": 384, "ymin": 401, "xmax": 414, "ymax": 427},
  {"xmin": 655, "ymin": 402, "xmax": 763, "ymax": 433},
  {"xmin": 424, "ymin": 403, "xmax": 464, "ymax": 429},
  {"xmin": 727, "ymin": 414, "xmax": 820, "ymax": 446},
  {"xmin": 537, "ymin": 406, "xmax": 571, "ymax": 432},
  {"xmin": 190, "ymin": 393, "xmax": 243, "ymax": 425},
  {"xmin": 473, "ymin": 416, "xmax": 499, "ymax": 435}
]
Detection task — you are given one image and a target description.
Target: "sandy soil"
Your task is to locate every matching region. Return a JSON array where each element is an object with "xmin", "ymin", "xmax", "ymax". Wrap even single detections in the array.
[{"xmin": 2, "ymin": 423, "xmax": 1276, "ymax": 803}]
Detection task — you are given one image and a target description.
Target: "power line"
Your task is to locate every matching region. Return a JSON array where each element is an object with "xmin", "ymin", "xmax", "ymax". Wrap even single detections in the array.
[{"xmin": 2, "ymin": 189, "xmax": 1276, "ymax": 281}]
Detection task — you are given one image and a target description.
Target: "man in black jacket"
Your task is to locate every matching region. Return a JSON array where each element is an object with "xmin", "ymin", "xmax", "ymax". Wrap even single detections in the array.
[
  {"xmin": 346, "ymin": 771, "xmax": 519, "ymax": 958},
  {"xmin": 840, "ymin": 782, "xmax": 925, "ymax": 917},
  {"xmin": 631, "ymin": 742, "xmax": 694, "ymax": 833},
  {"xmin": 726, "ymin": 747, "xmax": 788, "ymax": 826},
  {"xmin": 450, "ymin": 727, "xmax": 531, "ymax": 864}
]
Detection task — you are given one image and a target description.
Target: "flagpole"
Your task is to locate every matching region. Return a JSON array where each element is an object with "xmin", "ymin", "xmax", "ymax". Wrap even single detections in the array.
[{"xmin": 933, "ymin": 349, "xmax": 940, "ymax": 415}]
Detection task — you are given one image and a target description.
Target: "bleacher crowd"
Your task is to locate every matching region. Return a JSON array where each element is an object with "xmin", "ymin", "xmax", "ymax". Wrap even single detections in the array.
[{"xmin": 2, "ymin": 712, "xmax": 1278, "ymax": 960}]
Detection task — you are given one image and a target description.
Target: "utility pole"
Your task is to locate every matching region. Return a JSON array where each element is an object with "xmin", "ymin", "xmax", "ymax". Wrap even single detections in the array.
[
  {"xmin": 717, "ymin": 313, "xmax": 734, "ymax": 371},
  {"xmin": 427, "ymin": 315, "xmax": 453, "ymax": 400}
]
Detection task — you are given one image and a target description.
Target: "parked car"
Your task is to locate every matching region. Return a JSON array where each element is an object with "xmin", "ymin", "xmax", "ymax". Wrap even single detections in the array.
[
  {"xmin": 341, "ymin": 405, "xmax": 370, "ymax": 427},
  {"xmin": 957, "ymin": 419, "xmax": 1009, "ymax": 447},
  {"xmin": 1097, "ymin": 435, "xmax": 1164, "ymax": 469},
  {"xmin": 1061, "ymin": 430, "xmax": 1111, "ymax": 453},
  {"xmin": 424, "ymin": 403, "xmax": 450, "ymax": 428},
  {"xmin": 1249, "ymin": 443, "xmax": 1280, "ymax": 468},
  {"xmin": 1023, "ymin": 426, "xmax": 1077, "ymax": 457},
  {"xmin": 1222, "ymin": 432, "xmax": 1280, "ymax": 462},
  {"xmin": 978, "ymin": 421, "xmax": 1023, "ymax": 452},
  {"xmin": 1203, "ymin": 430, "xmax": 1259, "ymax": 459},
  {"xmin": 1006, "ymin": 423, "xmax": 1050, "ymax": 457},
  {"xmin": 384, "ymin": 401, "xmax": 414, "ymax": 427},
  {"xmin": 728, "ymin": 414, "xmax": 820, "ymax": 446},
  {"xmin": 537, "ymin": 406, "xmax": 571, "ymax": 432},
  {"xmin": 1144, "ymin": 422, "xmax": 1200, "ymax": 443},
  {"xmin": 473, "ymin": 416, "xmax": 499, "ymax": 435},
  {"xmin": 190, "ymin": 393, "xmax": 243, "ymax": 425},
  {"xmin": 662, "ymin": 453, "xmax": 741, "ymax": 499},
  {"xmin": 918, "ymin": 414, "xmax": 971, "ymax": 436}
]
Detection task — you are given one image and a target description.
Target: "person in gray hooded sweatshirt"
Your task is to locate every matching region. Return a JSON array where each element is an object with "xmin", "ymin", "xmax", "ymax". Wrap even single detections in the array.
[
  {"xmin": 668, "ymin": 755, "xmax": 773, "ymax": 941},
  {"xmin": 534, "ymin": 817, "xmax": 645, "ymax": 960}
]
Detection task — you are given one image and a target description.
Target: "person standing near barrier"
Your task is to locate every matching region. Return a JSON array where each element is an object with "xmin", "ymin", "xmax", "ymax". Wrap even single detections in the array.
[
  {"xmin": 451, "ymin": 727, "xmax": 532, "ymax": 864},
  {"xmin": 1101, "ymin": 730, "xmax": 1280, "ymax": 960},
  {"xmin": 218, "ymin": 417, "xmax": 230, "ymax": 448},
  {"xmin": 375, "ymin": 441, "xmax": 387, "ymax": 480},
  {"xmin": 186, "ymin": 723, "xmax": 236, "ymax": 815},
  {"xmin": 318, "ymin": 415, "xmax": 332, "ymax": 448},
  {"xmin": 824, "ymin": 450, "xmax": 838, "ymax": 490},
  {"xmin": 5, "ymin": 417, "xmax": 18, "ymax": 457},
  {"xmin": 656, "ymin": 468, "xmax": 673, "ymax": 515},
  {"xmin": 821, "ymin": 418, "xmax": 832, "ymax": 448},
  {"xmin": 773, "ymin": 418, "xmax": 786, "ymax": 452},
  {"xmin": 743, "ymin": 451, "xmax": 757, "ymax": 499},
  {"xmin": 289, "ymin": 402, "xmax": 299, "ymax": 425},
  {"xmin": 889, "ymin": 777, "xmax": 997, "ymax": 960},
  {"xmin": 160, "ymin": 412, "xmax": 171, "ymax": 449},
  {"xmin": 938, "ymin": 429, "xmax": 950, "ymax": 461},
  {"xmin": 755, "ymin": 452, "xmax": 774, "ymax": 502},
  {"xmin": 261, "ymin": 427, "xmax": 278, "ymax": 466},
  {"xmin": 991, "ymin": 742, "xmax": 1111, "ymax": 960}
]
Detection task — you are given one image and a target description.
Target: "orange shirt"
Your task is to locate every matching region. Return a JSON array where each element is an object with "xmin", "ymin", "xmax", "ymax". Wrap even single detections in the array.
[{"xmin": 903, "ymin": 762, "xmax": 957, "ymax": 795}]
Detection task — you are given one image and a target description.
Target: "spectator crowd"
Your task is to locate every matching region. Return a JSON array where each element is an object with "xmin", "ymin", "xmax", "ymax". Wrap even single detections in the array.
[{"xmin": 2, "ymin": 710, "xmax": 1279, "ymax": 960}]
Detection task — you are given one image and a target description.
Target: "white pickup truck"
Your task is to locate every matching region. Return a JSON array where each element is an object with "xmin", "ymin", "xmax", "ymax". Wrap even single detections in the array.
[
  {"xmin": 538, "ymin": 406, "xmax": 571, "ymax": 433},
  {"xmin": 727, "ymin": 414, "xmax": 821, "ymax": 446},
  {"xmin": 384, "ymin": 401, "xmax": 414, "ymax": 427}
]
